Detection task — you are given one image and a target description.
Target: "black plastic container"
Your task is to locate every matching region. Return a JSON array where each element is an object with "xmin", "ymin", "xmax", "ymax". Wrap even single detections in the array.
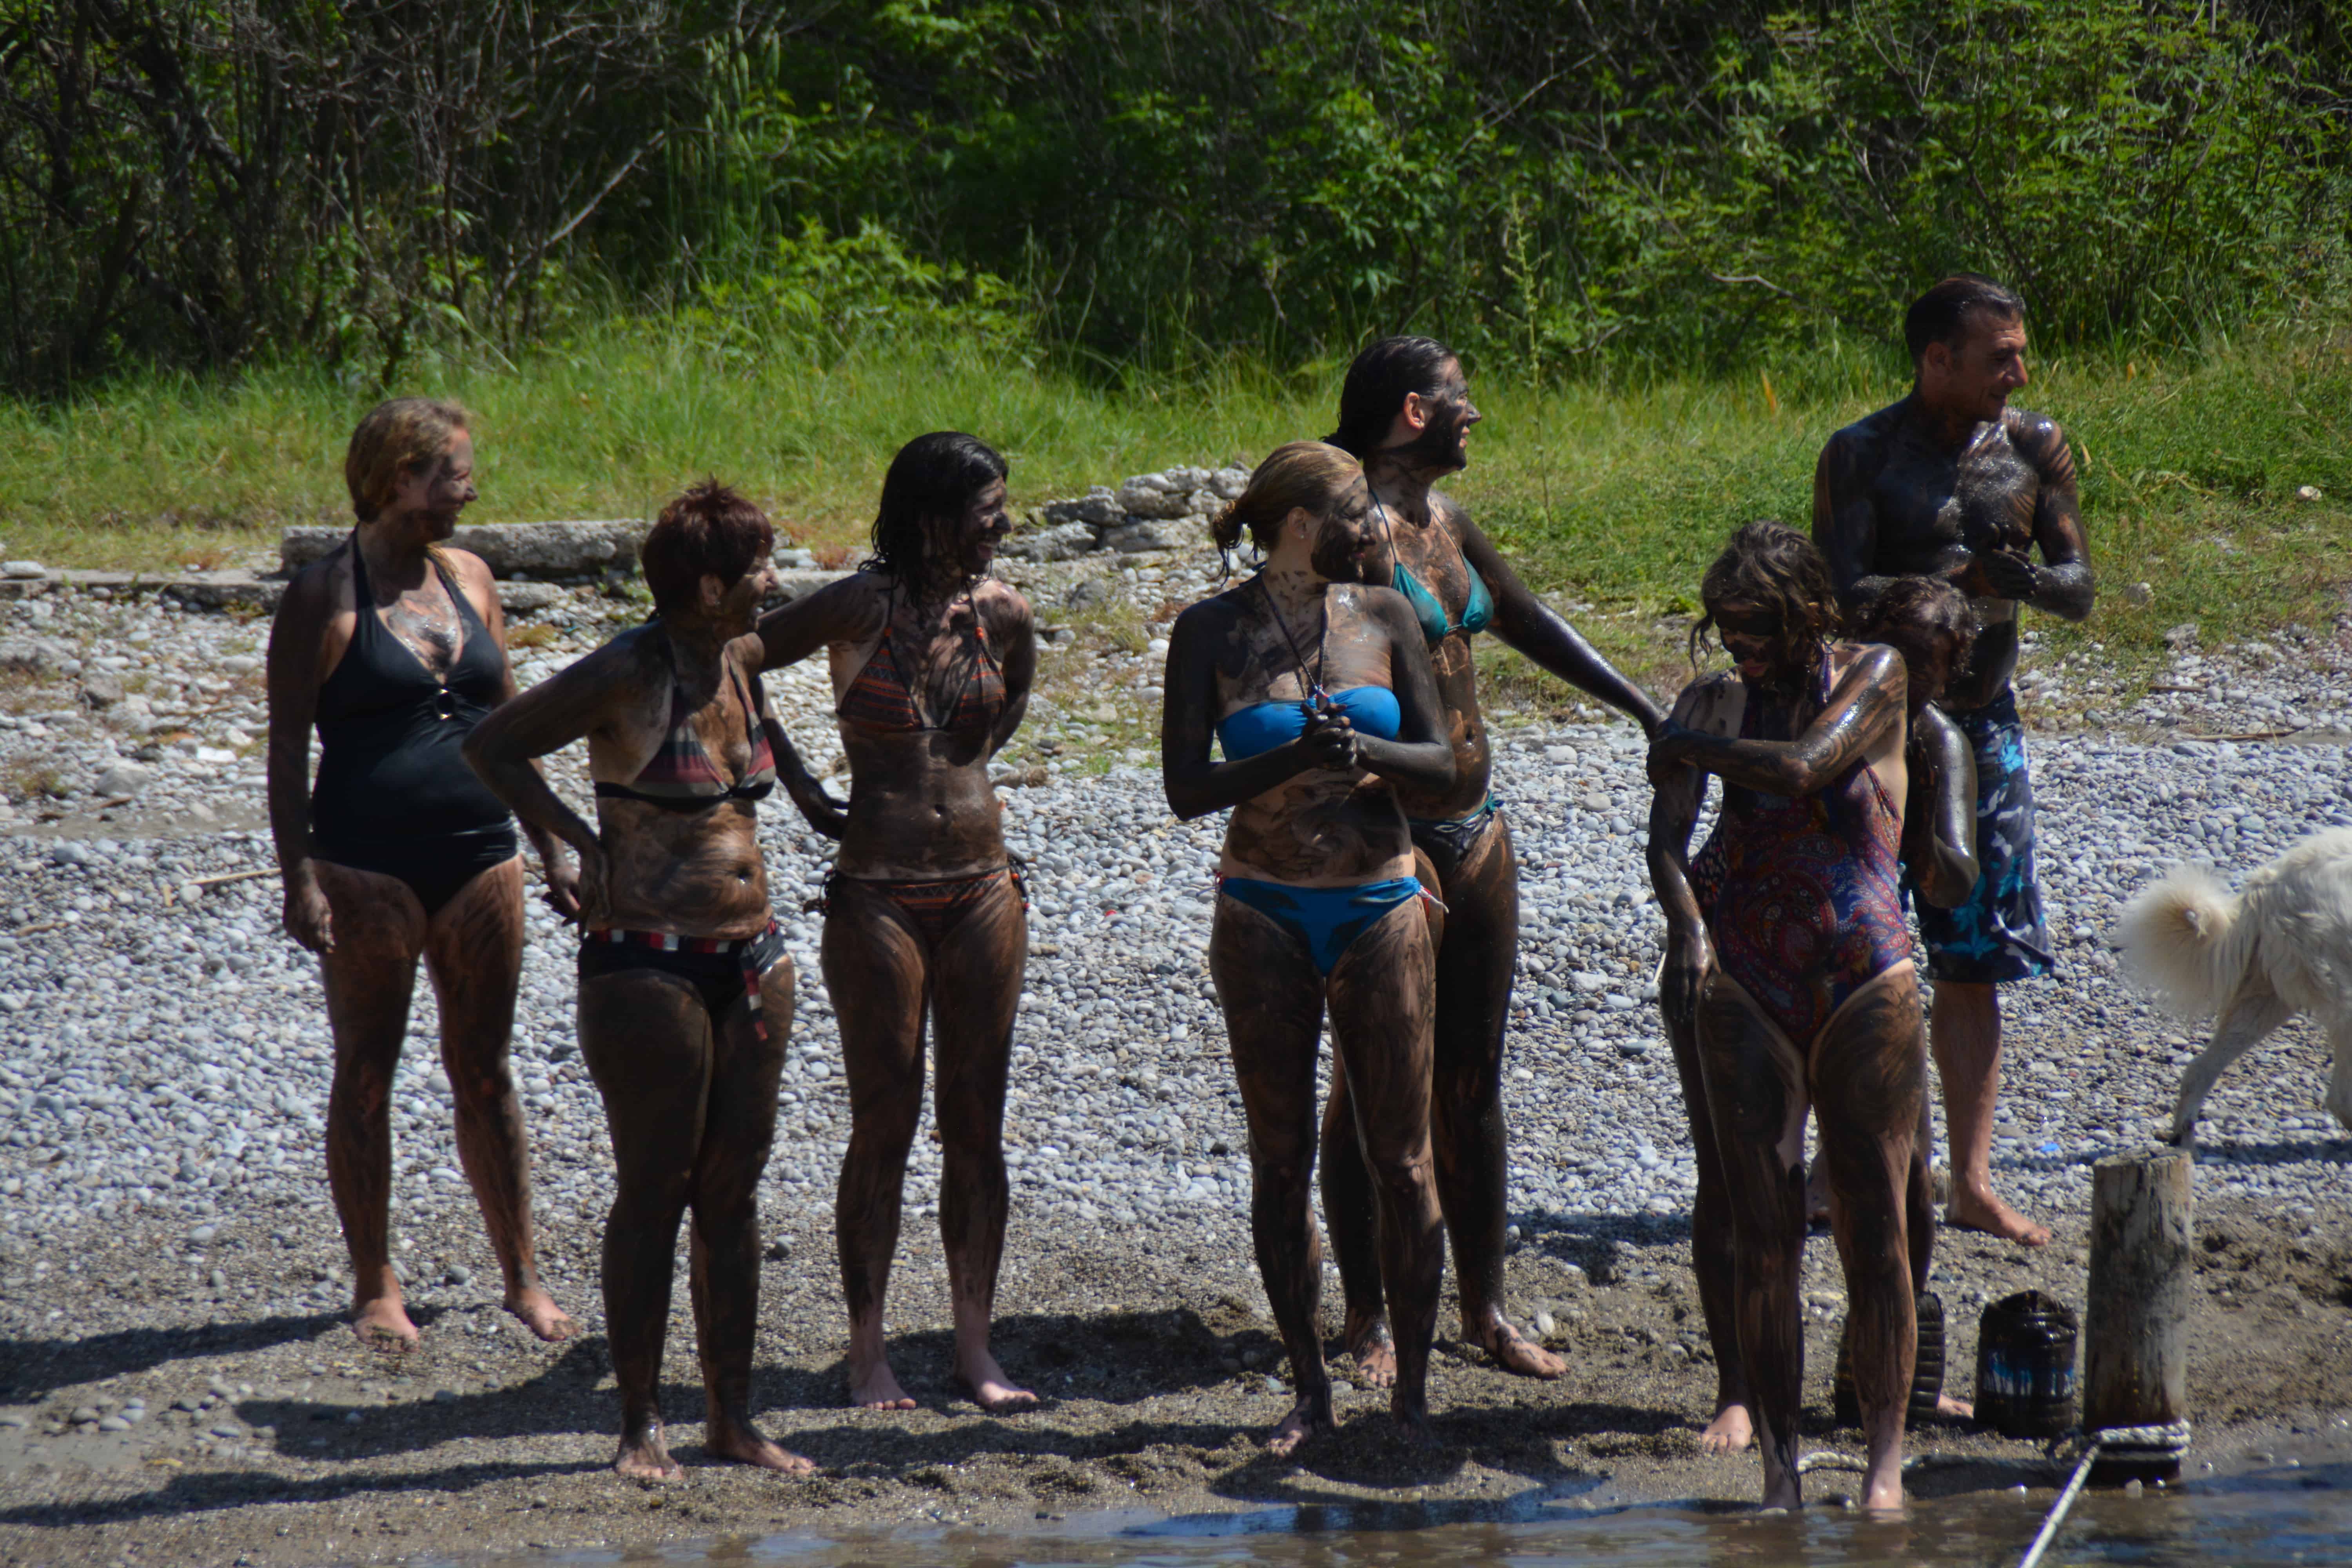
[
  {"xmin": 1975, "ymin": 1289, "xmax": 2078, "ymax": 1438},
  {"xmin": 1834, "ymin": 1290, "xmax": 1946, "ymax": 1425}
]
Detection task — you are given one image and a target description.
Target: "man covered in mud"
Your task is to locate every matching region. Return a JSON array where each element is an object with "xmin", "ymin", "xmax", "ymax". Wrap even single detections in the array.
[{"xmin": 1813, "ymin": 274, "xmax": 2095, "ymax": 1249}]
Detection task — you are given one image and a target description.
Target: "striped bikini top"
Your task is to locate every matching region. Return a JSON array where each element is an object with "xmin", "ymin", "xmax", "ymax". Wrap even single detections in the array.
[
  {"xmin": 595, "ymin": 652, "xmax": 777, "ymax": 812},
  {"xmin": 835, "ymin": 585, "xmax": 1005, "ymax": 734}
]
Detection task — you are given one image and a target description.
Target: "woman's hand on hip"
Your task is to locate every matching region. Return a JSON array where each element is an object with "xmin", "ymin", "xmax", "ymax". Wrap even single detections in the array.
[{"xmin": 539, "ymin": 845, "xmax": 584, "ymax": 923}]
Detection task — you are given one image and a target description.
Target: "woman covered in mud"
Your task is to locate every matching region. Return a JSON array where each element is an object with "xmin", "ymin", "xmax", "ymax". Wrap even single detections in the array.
[
  {"xmin": 1319, "ymin": 336, "xmax": 1664, "ymax": 1386},
  {"xmin": 1646, "ymin": 521, "xmax": 1924, "ymax": 1510},
  {"xmin": 265, "ymin": 397, "xmax": 575, "ymax": 1354},
  {"xmin": 755, "ymin": 432, "xmax": 1040, "ymax": 1414},
  {"xmin": 467, "ymin": 481, "xmax": 828, "ymax": 1479},
  {"xmin": 1161, "ymin": 440, "xmax": 1455, "ymax": 1454}
]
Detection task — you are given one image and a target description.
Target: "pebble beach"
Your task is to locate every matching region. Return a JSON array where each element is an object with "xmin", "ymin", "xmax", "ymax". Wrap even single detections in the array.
[{"xmin": 3, "ymin": 517, "xmax": 2352, "ymax": 1562}]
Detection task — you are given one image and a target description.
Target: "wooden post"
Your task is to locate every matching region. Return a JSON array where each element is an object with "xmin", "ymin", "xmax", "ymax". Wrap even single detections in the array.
[{"xmin": 2083, "ymin": 1149, "xmax": 2193, "ymax": 1481}]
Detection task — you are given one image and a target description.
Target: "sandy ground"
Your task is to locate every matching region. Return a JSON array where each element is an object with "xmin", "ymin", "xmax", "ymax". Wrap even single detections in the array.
[{"xmin": 1, "ymin": 1187, "xmax": 2348, "ymax": 1567}]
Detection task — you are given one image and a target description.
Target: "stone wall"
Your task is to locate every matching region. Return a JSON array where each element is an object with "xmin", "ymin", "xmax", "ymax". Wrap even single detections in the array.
[{"xmin": 1004, "ymin": 464, "xmax": 1250, "ymax": 561}]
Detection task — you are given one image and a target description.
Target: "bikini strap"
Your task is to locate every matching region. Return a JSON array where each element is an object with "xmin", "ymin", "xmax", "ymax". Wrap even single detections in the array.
[{"xmin": 1254, "ymin": 572, "xmax": 1328, "ymax": 705}]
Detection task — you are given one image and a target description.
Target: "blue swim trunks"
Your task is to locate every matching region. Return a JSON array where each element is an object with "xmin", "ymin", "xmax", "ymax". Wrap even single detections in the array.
[{"xmin": 1909, "ymin": 690, "xmax": 2055, "ymax": 984}]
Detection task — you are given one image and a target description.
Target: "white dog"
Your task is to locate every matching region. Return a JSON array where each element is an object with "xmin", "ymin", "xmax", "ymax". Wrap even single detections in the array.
[{"xmin": 2112, "ymin": 827, "xmax": 2352, "ymax": 1145}]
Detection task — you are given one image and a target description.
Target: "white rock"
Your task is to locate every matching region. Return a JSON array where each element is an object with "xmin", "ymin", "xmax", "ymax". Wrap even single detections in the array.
[{"xmin": 2, "ymin": 560, "xmax": 45, "ymax": 579}]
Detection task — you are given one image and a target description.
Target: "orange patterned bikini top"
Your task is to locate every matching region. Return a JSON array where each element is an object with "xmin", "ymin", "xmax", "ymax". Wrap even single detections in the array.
[{"xmin": 835, "ymin": 585, "xmax": 1005, "ymax": 733}]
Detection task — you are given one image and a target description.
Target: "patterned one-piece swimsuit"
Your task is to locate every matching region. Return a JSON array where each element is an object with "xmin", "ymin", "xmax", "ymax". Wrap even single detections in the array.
[{"xmin": 1687, "ymin": 659, "xmax": 1909, "ymax": 1045}]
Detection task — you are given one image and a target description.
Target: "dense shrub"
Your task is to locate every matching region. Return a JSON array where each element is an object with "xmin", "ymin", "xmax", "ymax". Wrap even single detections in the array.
[{"xmin": 3, "ymin": 0, "xmax": 2346, "ymax": 391}]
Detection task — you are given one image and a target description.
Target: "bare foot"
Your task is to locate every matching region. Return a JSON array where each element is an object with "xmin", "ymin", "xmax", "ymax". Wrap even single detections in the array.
[
  {"xmin": 847, "ymin": 1358, "xmax": 918, "ymax": 1411},
  {"xmin": 505, "ymin": 1286, "xmax": 577, "ymax": 1343},
  {"xmin": 953, "ymin": 1348, "xmax": 1038, "ymax": 1414},
  {"xmin": 1860, "ymin": 1469, "xmax": 1906, "ymax": 1511},
  {"xmin": 1343, "ymin": 1314, "xmax": 1397, "ymax": 1389},
  {"xmin": 615, "ymin": 1422, "xmax": 682, "ymax": 1481},
  {"xmin": 1472, "ymin": 1318, "xmax": 1564, "ymax": 1380},
  {"xmin": 1699, "ymin": 1402, "xmax": 1755, "ymax": 1454},
  {"xmin": 1946, "ymin": 1187, "xmax": 2051, "ymax": 1247},
  {"xmin": 706, "ymin": 1418, "xmax": 816, "ymax": 1475},
  {"xmin": 1934, "ymin": 1391, "xmax": 1975, "ymax": 1421},
  {"xmin": 352, "ymin": 1296, "xmax": 420, "ymax": 1354},
  {"xmin": 1266, "ymin": 1395, "xmax": 1328, "ymax": 1458}
]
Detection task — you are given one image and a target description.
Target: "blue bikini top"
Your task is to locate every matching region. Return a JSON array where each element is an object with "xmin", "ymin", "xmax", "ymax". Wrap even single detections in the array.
[
  {"xmin": 1374, "ymin": 494, "xmax": 1494, "ymax": 642},
  {"xmin": 1217, "ymin": 686, "xmax": 1402, "ymax": 761}
]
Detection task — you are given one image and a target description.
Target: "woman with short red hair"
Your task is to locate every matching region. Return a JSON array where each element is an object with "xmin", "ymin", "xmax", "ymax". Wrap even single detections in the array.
[{"xmin": 469, "ymin": 480, "xmax": 834, "ymax": 1480}]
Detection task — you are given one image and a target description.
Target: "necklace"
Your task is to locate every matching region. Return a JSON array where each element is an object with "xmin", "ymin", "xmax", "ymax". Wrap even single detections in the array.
[{"xmin": 1254, "ymin": 572, "xmax": 1328, "ymax": 707}]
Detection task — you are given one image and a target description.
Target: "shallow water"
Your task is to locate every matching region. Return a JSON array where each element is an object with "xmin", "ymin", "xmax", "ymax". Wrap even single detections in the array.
[{"xmin": 442, "ymin": 1461, "xmax": 2352, "ymax": 1568}]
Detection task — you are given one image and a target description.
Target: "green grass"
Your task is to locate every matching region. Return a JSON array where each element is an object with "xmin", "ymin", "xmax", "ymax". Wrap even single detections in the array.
[{"xmin": 1, "ymin": 324, "xmax": 2345, "ymax": 693}]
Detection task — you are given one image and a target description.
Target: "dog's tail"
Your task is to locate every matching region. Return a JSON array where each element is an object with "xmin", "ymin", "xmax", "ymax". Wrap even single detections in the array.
[{"xmin": 2113, "ymin": 863, "xmax": 2252, "ymax": 1019}]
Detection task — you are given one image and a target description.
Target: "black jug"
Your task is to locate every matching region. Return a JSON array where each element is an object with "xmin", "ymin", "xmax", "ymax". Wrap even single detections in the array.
[
  {"xmin": 1834, "ymin": 1290, "xmax": 1946, "ymax": 1426},
  {"xmin": 1975, "ymin": 1289, "xmax": 2078, "ymax": 1438}
]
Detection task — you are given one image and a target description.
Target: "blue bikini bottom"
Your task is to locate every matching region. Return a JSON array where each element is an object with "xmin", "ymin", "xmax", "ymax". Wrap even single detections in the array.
[{"xmin": 1216, "ymin": 876, "xmax": 1426, "ymax": 976}]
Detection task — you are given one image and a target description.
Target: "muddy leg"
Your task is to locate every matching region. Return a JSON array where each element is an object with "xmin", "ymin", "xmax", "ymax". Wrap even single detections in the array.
[
  {"xmin": 579, "ymin": 969, "xmax": 714, "ymax": 1480},
  {"xmin": 1211, "ymin": 896, "xmax": 1331, "ymax": 1457},
  {"xmin": 824, "ymin": 882, "xmax": 928, "ymax": 1410},
  {"xmin": 1665, "ymin": 961, "xmax": 1748, "ymax": 1452},
  {"xmin": 1328, "ymin": 897, "xmax": 1444, "ymax": 1439},
  {"xmin": 1428, "ymin": 820, "xmax": 1558, "ymax": 1377},
  {"xmin": 1693, "ymin": 971, "xmax": 1811, "ymax": 1509},
  {"xmin": 422, "ymin": 856, "xmax": 572, "ymax": 1343},
  {"xmin": 1317, "ymin": 1060, "xmax": 1392, "ymax": 1385},
  {"xmin": 1813, "ymin": 965, "xmax": 1925, "ymax": 1511},
  {"xmin": 689, "ymin": 956, "xmax": 811, "ymax": 1473},
  {"xmin": 929, "ymin": 873, "xmax": 1035, "ymax": 1413},
  {"xmin": 314, "ymin": 860, "xmax": 428, "ymax": 1353},
  {"xmin": 1318, "ymin": 854, "xmax": 1443, "ymax": 1389}
]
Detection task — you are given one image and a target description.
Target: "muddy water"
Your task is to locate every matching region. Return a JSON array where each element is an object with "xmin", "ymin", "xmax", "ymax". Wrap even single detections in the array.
[{"xmin": 440, "ymin": 1462, "xmax": 2352, "ymax": 1568}]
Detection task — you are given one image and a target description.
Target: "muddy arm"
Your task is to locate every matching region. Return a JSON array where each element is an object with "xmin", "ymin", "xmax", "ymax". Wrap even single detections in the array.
[
  {"xmin": 463, "ymin": 647, "xmax": 634, "ymax": 861},
  {"xmin": 1906, "ymin": 705, "xmax": 1980, "ymax": 908},
  {"xmin": 987, "ymin": 592, "xmax": 1037, "ymax": 759},
  {"xmin": 2005, "ymin": 414, "xmax": 2094, "ymax": 622},
  {"xmin": 1646, "ymin": 684, "xmax": 1714, "ymax": 1031},
  {"xmin": 1160, "ymin": 604, "xmax": 1330, "ymax": 820},
  {"xmin": 1651, "ymin": 646, "xmax": 1905, "ymax": 798},
  {"xmin": 1814, "ymin": 431, "xmax": 1911, "ymax": 614},
  {"xmin": 265, "ymin": 567, "xmax": 337, "ymax": 951},
  {"xmin": 1459, "ymin": 513, "xmax": 1665, "ymax": 736}
]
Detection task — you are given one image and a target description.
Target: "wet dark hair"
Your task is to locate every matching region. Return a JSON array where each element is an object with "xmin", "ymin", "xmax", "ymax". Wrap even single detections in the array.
[
  {"xmin": 1904, "ymin": 274, "xmax": 2025, "ymax": 367},
  {"xmin": 1858, "ymin": 575, "xmax": 1978, "ymax": 707},
  {"xmin": 1689, "ymin": 520, "xmax": 1843, "ymax": 672},
  {"xmin": 1210, "ymin": 441, "xmax": 1362, "ymax": 555},
  {"xmin": 867, "ymin": 431, "xmax": 1007, "ymax": 604},
  {"xmin": 640, "ymin": 479, "xmax": 775, "ymax": 617},
  {"xmin": 1325, "ymin": 335, "xmax": 1457, "ymax": 459}
]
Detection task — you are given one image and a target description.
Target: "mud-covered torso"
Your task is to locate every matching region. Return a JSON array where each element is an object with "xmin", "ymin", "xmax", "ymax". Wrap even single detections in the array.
[
  {"xmin": 827, "ymin": 574, "xmax": 1025, "ymax": 879},
  {"xmin": 1203, "ymin": 578, "xmax": 1415, "ymax": 886},
  {"xmin": 586, "ymin": 624, "xmax": 775, "ymax": 938},
  {"xmin": 1843, "ymin": 402, "xmax": 2056, "ymax": 710},
  {"xmin": 1366, "ymin": 488, "xmax": 1490, "ymax": 820}
]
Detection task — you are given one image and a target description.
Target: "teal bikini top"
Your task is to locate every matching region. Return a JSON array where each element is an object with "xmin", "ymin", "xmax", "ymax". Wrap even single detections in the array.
[{"xmin": 1374, "ymin": 495, "xmax": 1494, "ymax": 642}]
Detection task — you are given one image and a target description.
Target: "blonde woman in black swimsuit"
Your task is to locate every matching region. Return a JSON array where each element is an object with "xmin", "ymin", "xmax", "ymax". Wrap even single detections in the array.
[
  {"xmin": 756, "ymin": 432, "xmax": 1040, "ymax": 1414},
  {"xmin": 266, "ymin": 397, "xmax": 576, "ymax": 1353},
  {"xmin": 469, "ymin": 481, "xmax": 836, "ymax": 1480}
]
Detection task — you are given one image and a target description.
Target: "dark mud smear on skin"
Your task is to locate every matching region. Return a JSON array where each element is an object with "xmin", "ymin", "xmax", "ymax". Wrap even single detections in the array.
[{"xmin": 438, "ymin": 1462, "xmax": 2352, "ymax": 1567}]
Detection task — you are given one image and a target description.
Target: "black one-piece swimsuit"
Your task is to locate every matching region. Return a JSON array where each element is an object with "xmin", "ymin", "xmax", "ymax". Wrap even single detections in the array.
[{"xmin": 309, "ymin": 538, "xmax": 517, "ymax": 914}]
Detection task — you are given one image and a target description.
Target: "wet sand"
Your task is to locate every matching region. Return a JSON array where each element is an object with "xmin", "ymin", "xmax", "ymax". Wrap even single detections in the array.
[{"xmin": 3, "ymin": 1194, "xmax": 2349, "ymax": 1566}]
